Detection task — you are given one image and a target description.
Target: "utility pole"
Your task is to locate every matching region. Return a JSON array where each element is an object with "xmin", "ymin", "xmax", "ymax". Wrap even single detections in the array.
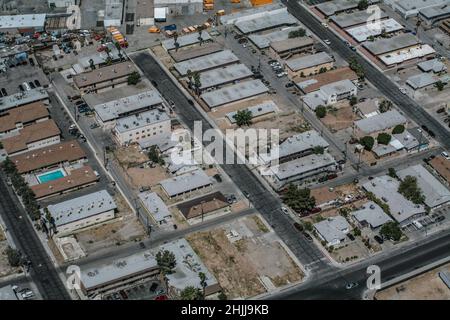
[{"xmin": 201, "ymin": 201, "xmax": 205, "ymax": 222}]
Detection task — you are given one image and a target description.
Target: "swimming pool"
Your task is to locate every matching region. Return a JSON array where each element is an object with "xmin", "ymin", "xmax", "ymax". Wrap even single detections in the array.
[{"xmin": 36, "ymin": 169, "xmax": 66, "ymax": 184}]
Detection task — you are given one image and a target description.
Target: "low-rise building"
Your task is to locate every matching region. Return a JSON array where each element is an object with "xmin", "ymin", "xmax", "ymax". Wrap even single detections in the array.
[
  {"xmin": 44, "ymin": 190, "xmax": 116, "ymax": 236},
  {"xmin": 397, "ymin": 165, "xmax": 450, "ymax": 208},
  {"xmin": 314, "ymin": 216, "xmax": 350, "ymax": 247},
  {"xmin": 226, "ymin": 101, "xmax": 277, "ymax": 124},
  {"xmin": 160, "ymin": 169, "xmax": 212, "ymax": 198},
  {"xmin": 346, "ymin": 18, "xmax": 404, "ymax": 42},
  {"xmin": 296, "ymin": 67, "xmax": 358, "ymax": 94},
  {"xmin": 1, "ymin": 119, "xmax": 61, "ymax": 156},
  {"xmin": 330, "ymin": 6, "xmax": 388, "ymax": 28},
  {"xmin": 355, "ymin": 98, "xmax": 380, "ymax": 118},
  {"xmin": 269, "ymin": 37, "xmax": 314, "ymax": 59},
  {"xmin": 73, "ymin": 62, "xmax": 138, "ymax": 94},
  {"xmin": 234, "ymin": 9, "xmax": 297, "ymax": 35},
  {"xmin": 354, "ymin": 110, "xmax": 407, "ymax": 138},
  {"xmin": 138, "ymin": 192, "xmax": 172, "ymax": 225},
  {"xmin": 303, "ymin": 79, "xmax": 358, "ymax": 110},
  {"xmin": 419, "ymin": 4, "xmax": 450, "ymax": 25},
  {"xmin": 285, "ymin": 52, "xmax": 334, "ymax": 78},
  {"xmin": 161, "ymin": 31, "xmax": 212, "ymax": 51},
  {"xmin": 10, "ymin": 140, "xmax": 86, "ymax": 174},
  {"xmin": 0, "ymin": 102, "xmax": 49, "ymax": 137},
  {"xmin": 385, "ymin": 0, "xmax": 448, "ymax": 18},
  {"xmin": 406, "ymin": 73, "xmax": 439, "ymax": 90},
  {"xmin": 0, "ymin": 88, "xmax": 49, "ymax": 113},
  {"xmin": 361, "ymin": 176, "xmax": 425, "ymax": 226},
  {"xmin": 0, "ymin": 14, "xmax": 46, "ymax": 34},
  {"xmin": 177, "ymin": 191, "xmax": 229, "ymax": 220},
  {"xmin": 154, "ymin": 0, "xmax": 203, "ymax": 16},
  {"xmin": 113, "ymin": 109, "xmax": 171, "ymax": 146},
  {"xmin": 0, "ymin": 286, "xmax": 19, "ymax": 300},
  {"xmin": 196, "ymin": 63, "xmax": 253, "ymax": 91},
  {"xmin": 352, "ymin": 201, "xmax": 393, "ymax": 229},
  {"xmin": 173, "ymin": 50, "xmax": 239, "ymax": 76},
  {"xmin": 418, "ymin": 58, "xmax": 447, "ymax": 73}
]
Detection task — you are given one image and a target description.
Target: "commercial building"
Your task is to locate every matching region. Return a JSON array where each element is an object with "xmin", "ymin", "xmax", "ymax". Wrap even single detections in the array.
[
  {"xmin": 200, "ymin": 80, "xmax": 268, "ymax": 109},
  {"xmin": 354, "ymin": 110, "xmax": 407, "ymax": 137},
  {"xmin": 73, "ymin": 62, "xmax": 138, "ymax": 94},
  {"xmin": 226, "ymin": 100, "xmax": 277, "ymax": 124},
  {"xmin": 170, "ymin": 43, "xmax": 223, "ymax": 62},
  {"xmin": 419, "ymin": 4, "xmax": 450, "ymax": 25},
  {"xmin": 0, "ymin": 14, "xmax": 46, "ymax": 34},
  {"xmin": 0, "ymin": 88, "xmax": 49, "ymax": 113},
  {"xmin": 406, "ymin": 73, "xmax": 439, "ymax": 90},
  {"xmin": 384, "ymin": 0, "xmax": 448, "ymax": 18},
  {"xmin": 31, "ymin": 165, "xmax": 99, "ymax": 199},
  {"xmin": 103, "ymin": 0, "xmax": 123, "ymax": 27},
  {"xmin": 75, "ymin": 43, "xmax": 122, "ymax": 72},
  {"xmin": 296, "ymin": 67, "xmax": 358, "ymax": 94},
  {"xmin": 355, "ymin": 98, "xmax": 380, "ymax": 118},
  {"xmin": 269, "ymin": 37, "xmax": 314, "ymax": 59},
  {"xmin": 220, "ymin": 3, "xmax": 284, "ymax": 25},
  {"xmin": 177, "ymin": 191, "xmax": 229, "ymax": 220},
  {"xmin": 154, "ymin": 0, "xmax": 203, "ymax": 16},
  {"xmin": 161, "ymin": 31, "xmax": 212, "ymax": 51},
  {"xmin": 248, "ymin": 27, "xmax": 299, "ymax": 49},
  {"xmin": 345, "ymin": 19, "xmax": 404, "ymax": 42},
  {"xmin": 93, "ymin": 90, "xmax": 164, "ymax": 126},
  {"xmin": 0, "ymin": 286, "xmax": 19, "ymax": 300},
  {"xmin": 173, "ymin": 50, "xmax": 240, "ymax": 76},
  {"xmin": 352, "ymin": 201, "xmax": 393, "ymax": 229},
  {"xmin": 267, "ymin": 153, "xmax": 337, "ymax": 190},
  {"xmin": 113, "ymin": 109, "xmax": 171, "ymax": 146},
  {"xmin": 397, "ymin": 165, "xmax": 450, "ymax": 208},
  {"xmin": 418, "ymin": 58, "xmax": 447, "ymax": 73},
  {"xmin": 439, "ymin": 18, "xmax": 450, "ymax": 35},
  {"xmin": 10, "ymin": 140, "xmax": 86, "ymax": 174},
  {"xmin": 1, "ymin": 119, "xmax": 61, "ymax": 156},
  {"xmin": 260, "ymin": 130, "xmax": 329, "ymax": 165},
  {"xmin": 196, "ymin": 64, "xmax": 253, "ymax": 91},
  {"xmin": 314, "ymin": 216, "xmax": 350, "ymax": 247},
  {"xmin": 285, "ymin": 52, "xmax": 334, "ymax": 78},
  {"xmin": 316, "ymin": 0, "xmax": 380, "ymax": 17},
  {"xmin": 234, "ymin": 9, "xmax": 297, "ymax": 34},
  {"xmin": 0, "ymin": 102, "xmax": 49, "ymax": 137},
  {"xmin": 330, "ymin": 7, "xmax": 388, "ymax": 28},
  {"xmin": 362, "ymin": 34, "xmax": 435, "ymax": 66},
  {"xmin": 303, "ymin": 79, "xmax": 358, "ymax": 110},
  {"xmin": 44, "ymin": 190, "xmax": 116, "ymax": 236},
  {"xmin": 139, "ymin": 192, "xmax": 172, "ymax": 225},
  {"xmin": 361, "ymin": 176, "xmax": 425, "ymax": 225},
  {"xmin": 160, "ymin": 169, "xmax": 212, "ymax": 198}
]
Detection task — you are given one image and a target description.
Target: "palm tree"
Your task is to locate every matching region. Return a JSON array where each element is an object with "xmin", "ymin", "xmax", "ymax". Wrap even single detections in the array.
[
  {"xmin": 192, "ymin": 71, "xmax": 201, "ymax": 95},
  {"xmin": 186, "ymin": 69, "xmax": 193, "ymax": 88},
  {"xmin": 198, "ymin": 272, "xmax": 207, "ymax": 299},
  {"xmin": 89, "ymin": 58, "xmax": 95, "ymax": 70},
  {"xmin": 173, "ymin": 32, "xmax": 180, "ymax": 52},
  {"xmin": 197, "ymin": 26, "xmax": 204, "ymax": 46}
]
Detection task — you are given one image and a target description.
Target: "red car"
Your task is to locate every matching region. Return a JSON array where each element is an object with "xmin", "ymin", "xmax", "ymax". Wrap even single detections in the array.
[
  {"xmin": 155, "ymin": 295, "xmax": 168, "ymax": 300},
  {"xmin": 97, "ymin": 45, "xmax": 106, "ymax": 52}
]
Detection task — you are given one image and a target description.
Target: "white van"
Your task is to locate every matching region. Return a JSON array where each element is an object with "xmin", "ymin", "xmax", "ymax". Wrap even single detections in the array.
[{"xmin": 413, "ymin": 220, "xmax": 423, "ymax": 229}]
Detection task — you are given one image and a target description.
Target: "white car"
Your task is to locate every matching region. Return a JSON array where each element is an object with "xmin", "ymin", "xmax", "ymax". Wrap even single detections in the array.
[
  {"xmin": 276, "ymin": 72, "xmax": 287, "ymax": 78},
  {"xmin": 399, "ymin": 87, "xmax": 407, "ymax": 94},
  {"xmin": 324, "ymin": 39, "xmax": 331, "ymax": 45},
  {"xmin": 321, "ymin": 22, "xmax": 329, "ymax": 28},
  {"xmin": 441, "ymin": 151, "xmax": 450, "ymax": 160},
  {"xmin": 281, "ymin": 207, "xmax": 289, "ymax": 214}
]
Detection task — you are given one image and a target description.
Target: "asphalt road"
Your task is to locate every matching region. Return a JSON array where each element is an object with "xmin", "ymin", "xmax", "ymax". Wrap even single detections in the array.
[
  {"xmin": 0, "ymin": 174, "xmax": 70, "ymax": 300},
  {"xmin": 283, "ymin": 0, "xmax": 450, "ymax": 151},
  {"xmin": 131, "ymin": 51, "xmax": 330, "ymax": 271}
]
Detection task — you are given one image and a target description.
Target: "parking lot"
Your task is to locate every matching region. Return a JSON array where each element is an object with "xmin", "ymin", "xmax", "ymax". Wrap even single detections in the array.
[{"xmin": 0, "ymin": 60, "xmax": 49, "ymax": 97}]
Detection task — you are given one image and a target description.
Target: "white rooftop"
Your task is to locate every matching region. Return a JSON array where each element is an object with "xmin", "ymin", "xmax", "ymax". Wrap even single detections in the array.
[
  {"xmin": 361, "ymin": 176, "xmax": 425, "ymax": 223},
  {"xmin": 0, "ymin": 14, "xmax": 46, "ymax": 30},
  {"xmin": 220, "ymin": 3, "xmax": 284, "ymax": 25},
  {"xmin": 355, "ymin": 110, "xmax": 407, "ymax": 134},
  {"xmin": 285, "ymin": 52, "xmax": 333, "ymax": 71},
  {"xmin": 418, "ymin": 58, "xmax": 447, "ymax": 73},
  {"xmin": 346, "ymin": 18, "xmax": 404, "ymax": 42},
  {"xmin": 162, "ymin": 31, "xmax": 212, "ymax": 51},
  {"xmin": 317, "ymin": 0, "xmax": 380, "ymax": 16},
  {"xmin": 173, "ymin": 50, "xmax": 240, "ymax": 76},
  {"xmin": 248, "ymin": 27, "xmax": 299, "ymax": 49},
  {"xmin": 397, "ymin": 165, "xmax": 450, "ymax": 208},
  {"xmin": 226, "ymin": 100, "xmax": 277, "ymax": 124},
  {"xmin": 115, "ymin": 109, "xmax": 170, "ymax": 133},
  {"xmin": 197, "ymin": 63, "xmax": 253, "ymax": 90},
  {"xmin": 362, "ymin": 33, "xmax": 421, "ymax": 55},
  {"xmin": 330, "ymin": 6, "xmax": 388, "ymax": 28},
  {"xmin": 138, "ymin": 191, "xmax": 172, "ymax": 223},
  {"xmin": 352, "ymin": 201, "xmax": 393, "ymax": 228},
  {"xmin": 94, "ymin": 90, "xmax": 164, "ymax": 122},
  {"xmin": 235, "ymin": 9, "xmax": 298, "ymax": 34},
  {"xmin": 201, "ymin": 79, "xmax": 268, "ymax": 108},
  {"xmin": 45, "ymin": 190, "xmax": 117, "ymax": 227},
  {"xmin": 314, "ymin": 216, "xmax": 350, "ymax": 244},
  {"xmin": 0, "ymin": 88, "xmax": 49, "ymax": 112},
  {"xmin": 406, "ymin": 73, "xmax": 438, "ymax": 89},
  {"xmin": 378, "ymin": 44, "xmax": 435, "ymax": 66},
  {"xmin": 160, "ymin": 169, "xmax": 211, "ymax": 197}
]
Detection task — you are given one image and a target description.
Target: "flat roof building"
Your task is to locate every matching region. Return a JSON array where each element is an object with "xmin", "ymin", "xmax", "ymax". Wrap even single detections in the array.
[
  {"xmin": 296, "ymin": 67, "xmax": 358, "ymax": 94},
  {"xmin": 248, "ymin": 27, "xmax": 299, "ymax": 49},
  {"xmin": 161, "ymin": 31, "xmax": 212, "ymax": 51},
  {"xmin": 173, "ymin": 50, "xmax": 240, "ymax": 76},
  {"xmin": 316, "ymin": 0, "xmax": 380, "ymax": 17},
  {"xmin": 270, "ymin": 37, "xmax": 315, "ymax": 59},
  {"xmin": 362, "ymin": 33, "xmax": 421, "ymax": 55},
  {"xmin": 385, "ymin": 0, "xmax": 448, "ymax": 18},
  {"xmin": 197, "ymin": 64, "xmax": 253, "ymax": 91},
  {"xmin": 0, "ymin": 286, "xmax": 18, "ymax": 300},
  {"xmin": 314, "ymin": 216, "xmax": 350, "ymax": 247},
  {"xmin": 346, "ymin": 18, "xmax": 404, "ymax": 42},
  {"xmin": 139, "ymin": 192, "xmax": 172, "ymax": 225},
  {"xmin": 361, "ymin": 176, "xmax": 425, "ymax": 225},
  {"xmin": 177, "ymin": 191, "xmax": 229, "ymax": 220},
  {"xmin": 418, "ymin": 58, "xmax": 447, "ymax": 73},
  {"xmin": 234, "ymin": 10, "xmax": 297, "ymax": 34},
  {"xmin": 93, "ymin": 90, "xmax": 164, "ymax": 125},
  {"xmin": 352, "ymin": 201, "xmax": 393, "ymax": 229},
  {"xmin": 0, "ymin": 101, "xmax": 49, "ymax": 137},
  {"xmin": 226, "ymin": 100, "xmax": 277, "ymax": 124},
  {"xmin": 354, "ymin": 110, "xmax": 407, "ymax": 137},
  {"xmin": 303, "ymin": 79, "xmax": 358, "ymax": 110},
  {"xmin": 160, "ymin": 169, "xmax": 212, "ymax": 198},
  {"xmin": 397, "ymin": 165, "xmax": 450, "ymax": 208},
  {"xmin": 330, "ymin": 6, "xmax": 388, "ymax": 28},
  {"xmin": 2, "ymin": 119, "xmax": 61, "ymax": 156},
  {"xmin": 170, "ymin": 43, "xmax": 223, "ymax": 62},
  {"xmin": 45, "ymin": 190, "xmax": 116, "ymax": 236},
  {"xmin": 419, "ymin": 4, "xmax": 450, "ymax": 24},
  {"xmin": 285, "ymin": 52, "xmax": 334, "ymax": 78},
  {"xmin": 0, "ymin": 88, "xmax": 49, "ymax": 113},
  {"xmin": 406, "ymin": 73, "xmax": 438, "ymax": 90},
  {"xmin": 0, "ymin": 14, "xmax": 46, "ymax": 34},
  {"xmin": 220, "ymin": 3, "xmax": 284, "ymax": 25},
  {"xmin": 200, "ymin": 80, "xmax": 268, "ymax": 109},
  {"xmin": 73, "ymin": 62, "xmax": 138, "ymax": 93},
  {"xmin": 11, "ymin": 140, "xmax": 86, "ymax": 174}
]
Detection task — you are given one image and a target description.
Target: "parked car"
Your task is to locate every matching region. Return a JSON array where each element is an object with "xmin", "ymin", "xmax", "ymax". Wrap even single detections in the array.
[
  {"xmin": 213, "ymin": 174, "xmax": 222, "ymax": 182},
  {"xmin": 302, "ymin": 232, "xmax": 313, "ymax": 242},
  {"xmin": 347, "ymin": 233, "xmax": 355, "ymax": 241},
  {"xmin": 18, "ymin": 84, "xmax": 24, "ymax": 91},
  {"xmin": 399, "ymin": 87, "xmax": 407, "ymax": 94},
  {"xmin": 90, "ymin": 123, "xmax": 100, "ymax": 129},
  {"xmin": 243, "ymin": 191, "xmax": 250, "ymax": 198},
  {"xmin": 226, "ymin": 194, "xmax": 237, "ymax": 204},
  {"xmin": 28, "ymin": 81, "xmax": 36, "ymax": 89},
  {"xmin": 374, "ymin": 235, "xmax": 384, "ymax": 244},
  {"xmin": 436, "ymin": 216, "xmax": 446, "ymax": 222},
  {"xmin": 0, "ymin": 88, "xmax": 6, "ymax": 96},
  {"xmin": 22, "ymin": 82, "xmax": 31, "ymax": 91},
  {"xmin": 29, "ymin": 58, "xmax": 35, "ymax": 66},
  {"xmin": 281, "ymin": 206, "xmax": 289, "ymax": 214},
  {"xmin": 345, "ymin": 282, "xmax": 358, "ymax": 290},
  {"xmin": 324, "ymin": 39, "xmax": 331, "ymax": 45},
  {"xmin": 285, "ymin": 82, "xmax": 295, "ymax": 88},
  {"xmin": 441, "ymin": 151, "xmax": 450, "ymax": 160}
]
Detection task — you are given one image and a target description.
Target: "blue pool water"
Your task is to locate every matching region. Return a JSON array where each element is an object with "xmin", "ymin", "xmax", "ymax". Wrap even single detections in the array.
[{"xmin": 37, "ymin": 169, "xmax": 65, "ymax": 184}]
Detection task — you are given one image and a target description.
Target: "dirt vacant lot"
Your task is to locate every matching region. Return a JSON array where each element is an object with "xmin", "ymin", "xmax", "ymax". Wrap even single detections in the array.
[
  {"xmin": 114, "ymin": 145, "xmax": 149, "ymax": 168},
  {"xmin": 322, "ymin": 102, "xmax": 360, "ymax": 132},
  {"xmin": 186, "ymin": 215, "xmax": 304, "ymax": 299},
  {"xmin": 376, "ymin": 263, "xmax": 450, "ymax": 300}
]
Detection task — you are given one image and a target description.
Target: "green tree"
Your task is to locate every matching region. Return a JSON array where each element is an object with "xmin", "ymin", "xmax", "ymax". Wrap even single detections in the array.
[
  {"xmin": 388, "ymin": 167, "xmax": 398, "ymax": 179},
  {"xmin": 218, "ymin": 291, "xmax": 228, "ymax": 300},
  {"xmin": 398, "ymin": 175, "xmax": 425, "ymax": 204},
  {"xmin": 349, "ymin": 96, "xmax": 358, "ymax": 106},
  {"xmin": 6, "ymin": 246, "xmax": 21, "ymax": 267},
  {"xmin": 192, "ymin": 71, "xmax": 201, "ymax": 95},
  {"xmin": 359, "ymin": 136, "xmax": 374, "ymax": 151},
  {"xmin": 353, "ymin": 227, "xmax": 361, "ymax": 237},
  {"xmin": 148, "ymin": 145, "xmax": 165, "ymax": 165},
  {"xmin": 357, "ymin": 0, "xmax": 369, "ymax": 10},
  {"xmin": 2, "ymin": 157, "xmax": 17, "ymax": 175},
  {"xmin": 304, "ymin": 221, "xmax": 313, "ymax": 232},
  {"xmin": 313, "ymin": 146, "xmax": 325, "ymax": 154},
  {"xmin": 435, "ymin": 80, "xmax": 445, "ymax": 91},
  {"xmin": 89, "ymin": 58, "xmax": 95, "ymax": 70},
  {"xmin": 156, "ymin": 250, "xmax": 177, "ymax": 275},
  {"xmin": 377, "ymin": 132, "xmax": 391, "ymax": 145},
  {"xmin": 127, "ymin": 71, "xmax": 141, "ymax": 85},
  {"xmin": 392, "ymin": 124, "xmax": 405, "ymax": 134},
  {"xmin": 173, "ymin": 32, "xmax": 180, "ymax": 52},
  {"xmin": 197, "ymin": 25, "xmax": 205, "ymax": 45},
  {"xmin": 349, "ymin": 57, "xmax": 365, "ymax": 79},
  {"xmin": 233, "ymin": 109, "xmax": 253, "ymax": 127},
  {"xmin": 198, "ymin": 272, "xmax": 207, "ymax": 299},
  {"xmin": 288, "ymin": 28, "xmax": 306, "ymax": 38},
  {"xmin": 378, "ymin": 99, "xmax": 392, "ymax": 113},
  {"xmin": 282, "ymin": 184, "xmax": 316, "ymax": 214},
  {"xmin": 180, "ymin": 286, "xmax": 204, "ymax": 300},
  {"xmin": 380, "ymin": 222, "xmax": 402, "ymax": 241},
  {"xmin": 315, "ymin": 105, "xmax": 327, "ymax": 118},
  {"xmin": 319, "ymin": 67, "xmax": 328, "ymax": 73}
]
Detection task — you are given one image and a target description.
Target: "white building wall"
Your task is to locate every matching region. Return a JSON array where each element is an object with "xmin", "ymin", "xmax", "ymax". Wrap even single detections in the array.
[
  {"xmin": 56, "ymin": 209, "xmax": 115, "ymax": 236},
  {"xmin": 114, "ymin": 119, "xmax": 171, "ymax": 146}
]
